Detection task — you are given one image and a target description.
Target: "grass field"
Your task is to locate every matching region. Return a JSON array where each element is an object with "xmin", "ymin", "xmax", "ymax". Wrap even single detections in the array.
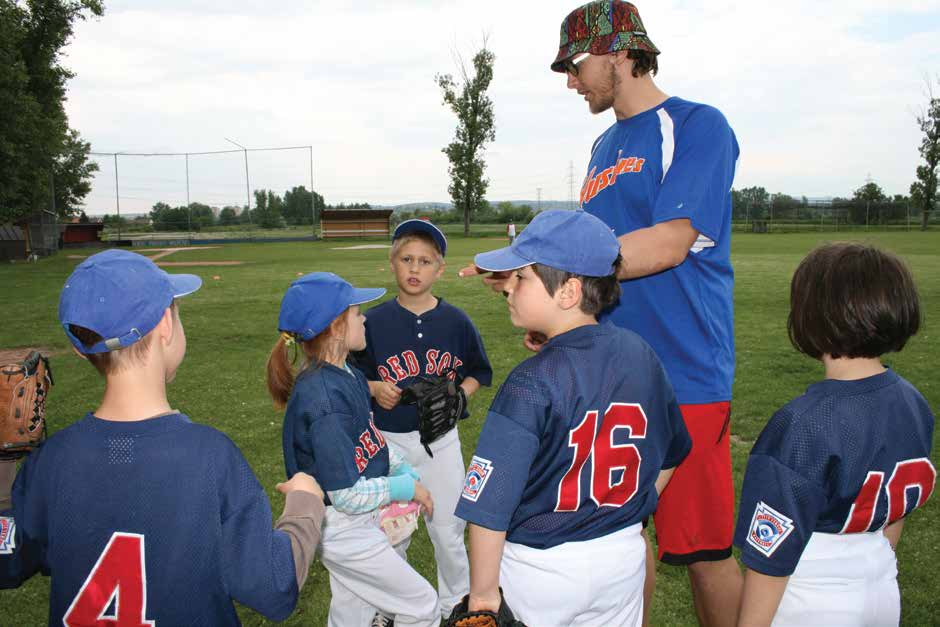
[{"xmin": 2, "ymin": 231, "xmax": 939, "ymax": 626}]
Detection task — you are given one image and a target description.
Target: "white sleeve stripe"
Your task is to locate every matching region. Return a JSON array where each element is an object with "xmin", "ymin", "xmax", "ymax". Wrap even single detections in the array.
[{"xmin": 657, "ymin": 108, "xmax": 675, "ymax": 183}]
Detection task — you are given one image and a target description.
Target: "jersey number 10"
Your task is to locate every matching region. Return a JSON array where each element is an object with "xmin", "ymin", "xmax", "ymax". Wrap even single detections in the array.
[
  {"xmin": 841, "ymin": 458, "xmax": 936, "ymax": 534},
  {"xmin": 555, "ymin": 403, "xmax": 647, "ymax": 512}
]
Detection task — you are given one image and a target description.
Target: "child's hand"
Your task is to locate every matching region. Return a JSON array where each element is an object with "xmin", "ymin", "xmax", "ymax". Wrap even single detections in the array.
[
  {"xmin": 524, "ymin": 330, "xmax": 548, "ymax": 353},
  {"xmin": 277, "ymin": 472, "xmax": 324, "ymax": 500},
  {"xmin": 373, "ymin": 381, "xmax": 402, "ymax": 410},
  {"xmin": 413, "ymin": 481, "xmax": 434, "ymax": 519}
]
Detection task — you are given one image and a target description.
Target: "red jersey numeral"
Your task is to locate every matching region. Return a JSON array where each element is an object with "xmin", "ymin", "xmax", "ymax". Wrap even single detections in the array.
[
  {"xmin": 64, "ymin": 532, "xmax": 154, "ymax": 627},
  {"xmin": 841, "ymin": 457, "xmax": 936, "ymax": 533},
  {"xmin": 556, "ymin": 403, "xmax": 648, "ymax": 512}
]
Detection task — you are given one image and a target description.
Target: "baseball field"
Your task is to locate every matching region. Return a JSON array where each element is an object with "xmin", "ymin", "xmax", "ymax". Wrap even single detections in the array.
[{"xmin": 2, "ymin": 230, "xmax": 938, "ymax": 626}]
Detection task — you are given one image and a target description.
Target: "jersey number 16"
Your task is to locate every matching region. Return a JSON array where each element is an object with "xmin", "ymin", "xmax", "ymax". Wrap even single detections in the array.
[{"xmin": 555, "ymin": 403, "xmax": 647, "ymax": 512}]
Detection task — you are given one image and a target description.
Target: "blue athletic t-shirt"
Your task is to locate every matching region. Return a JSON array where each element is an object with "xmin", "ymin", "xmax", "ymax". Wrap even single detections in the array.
[
  {"xmin": 582, "ymin": 96, "xmax": 739, "ymax": 405},
  {"xmin": 734, "ymin": 370, "xmax": 936, "ymax": 576},
  {"xmin": 455, "ymin": 324, "xmax": 691, "ymax": 549},
  {"xmin": 0, "ymin": 412, "xmax": 299, "ymax": 625}
]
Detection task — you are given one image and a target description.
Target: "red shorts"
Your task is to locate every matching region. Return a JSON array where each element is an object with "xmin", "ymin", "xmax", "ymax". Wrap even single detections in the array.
[{"xmin": 652, "ymin": 401, "xmax": 734, "ymax": 565}]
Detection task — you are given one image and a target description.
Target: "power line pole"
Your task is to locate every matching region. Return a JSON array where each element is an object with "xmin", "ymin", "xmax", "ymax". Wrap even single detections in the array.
[
  {"xmin": 309, "ymin": 146, "xmax": 316, "ymax": 238},
  {"xmin": 114, "ymin": 153, "xmax": 121, "ymax": 242},
  {"xmin": 224, "ymin": 137, "xmax": 252, "ymax": 226},
  {"xmin": 537, "ymin": 187, "xmax": 542, "ymax": 213},
  {"xmin": 185, "ymin": 153, "xmax": 191, "ymax": 233},
  {"xmin": 568, "ymin": 161, "xmax": 575, "ymax": 209}
]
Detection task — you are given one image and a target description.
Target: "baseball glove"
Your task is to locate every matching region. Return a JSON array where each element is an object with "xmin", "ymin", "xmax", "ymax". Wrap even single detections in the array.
[
  {"xmin": 0, "ymin": 351, "xmax": 53, "ymax": 460},
  {"xmin": 378, "ymin": 500, "xmax": 420, "ymax": 546},
  {"xmin": 399, "ymin": 370, "xmax": 466, "ymax": 458},
  {"xmin": 445, "ymin": 591, "xmax": 526, "ymax": 627}
]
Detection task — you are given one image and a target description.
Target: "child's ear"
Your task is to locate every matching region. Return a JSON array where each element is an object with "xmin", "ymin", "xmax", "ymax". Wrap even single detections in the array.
[
  {"xmin": 558, "ymin": 277, "xmax": 584, "ymax": 311},
  {"xmin": 156, "ymin": 307, "xmax": 175, "ymax": 345}
]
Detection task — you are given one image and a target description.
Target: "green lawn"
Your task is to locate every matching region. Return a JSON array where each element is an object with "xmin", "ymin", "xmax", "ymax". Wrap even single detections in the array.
[{"xmin": 1, "ymin": 231, "xmax": 938, "ymax": 625}]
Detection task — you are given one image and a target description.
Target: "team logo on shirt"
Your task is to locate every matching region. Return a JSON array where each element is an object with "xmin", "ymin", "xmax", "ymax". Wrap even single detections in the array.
[
  {"xmin": 0, "ymin": 516, "xmax": 15, "ymax": 554},
  {"xmin": 746, "ymin": 501, "xmax": 795, "ymax": 557},
  {"xmin": 580, "ymin": 157, "xmax": 646, "ymax": 206},
  {"xmin": 462, "ymin": 456, "xmax": 494, "ymax": 502},
  {"xmin": 377, "ymin": 349, "xmax": 463, "ymax": 384}
]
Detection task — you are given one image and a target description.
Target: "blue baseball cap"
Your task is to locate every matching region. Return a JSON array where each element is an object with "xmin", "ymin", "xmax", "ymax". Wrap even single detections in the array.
[
  {"xmin": 474, "ymin": 210, "xmax": 620, "ymax": 277},
  {"xmin": 393, "ymin": 219, "xmax": 447, "ymax": 257},
  {"xmin": 279, "ymin": 272, "xmax": 386, "ymax": 340},
  {"xmin": 59, "ymin": 249, "xmax": 202, "ymax": 354}
]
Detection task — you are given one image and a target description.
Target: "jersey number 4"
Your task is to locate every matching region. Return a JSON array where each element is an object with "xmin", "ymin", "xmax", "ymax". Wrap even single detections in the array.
[
  {"xmin": 841, "ymin": 457, "xmax": 936, "ymax": 533},
  {"xmin": 64, "ymin": 532, "xmax": 154, "ymax": 627},
  {"xmin": 556, "ymin": 403, "xmax": 647, "ymax": 511}
]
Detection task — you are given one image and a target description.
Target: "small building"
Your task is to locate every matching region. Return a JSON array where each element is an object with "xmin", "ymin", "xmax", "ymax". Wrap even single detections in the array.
[
  {"xmin": 320, "ymin": 209, "xmax": 394, "ymax": 239},
  {"xmin": 61, "ymin": 222, "xmax": 104, "ymax": 245},
  {"xmin": 0, "ymin": 223, "xmax": 27, "ymax": 261}
]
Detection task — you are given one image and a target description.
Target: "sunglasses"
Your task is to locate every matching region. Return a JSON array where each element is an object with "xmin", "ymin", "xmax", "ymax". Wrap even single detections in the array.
[{"xmin": 563, "ymin": 53, "xmax": 591, "ymax": 76}]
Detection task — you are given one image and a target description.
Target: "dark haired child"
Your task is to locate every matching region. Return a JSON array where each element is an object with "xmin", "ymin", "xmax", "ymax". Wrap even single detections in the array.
[
  {"xmin": 735, "ymin": 243, "xmax": 935, "ymax": 626},
  {"xmin": 454, "ymin": 210, "xmax": 691, "ymax": 626}
]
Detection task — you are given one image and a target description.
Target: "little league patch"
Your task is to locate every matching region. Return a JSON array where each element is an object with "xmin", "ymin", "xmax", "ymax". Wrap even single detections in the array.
[
  {"xmin": 462, "ymin": 456, "xmax": 494, "ymax": 502},
  {"xmin": 747, "ymin": 501, "xmax": 794, "ymax": 557},
  {"xmin": 0, "ymin": 516, "xmax": 15, "ymax": 555}
]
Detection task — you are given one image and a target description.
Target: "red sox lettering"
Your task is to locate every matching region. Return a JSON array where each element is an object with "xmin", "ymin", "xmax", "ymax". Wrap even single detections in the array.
[
  {"xmin": 354, "ymin": 415, "xmax": 387, "ymax": 472},
  {"xmin": 376, "ymin": 349, "xmax": 464, "ymax": 384}
]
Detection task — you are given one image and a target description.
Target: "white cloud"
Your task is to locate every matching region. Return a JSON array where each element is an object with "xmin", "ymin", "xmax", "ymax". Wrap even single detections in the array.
[{"xmin": 63, "ymin": 0, "xmax": 940, "ymax": 213}]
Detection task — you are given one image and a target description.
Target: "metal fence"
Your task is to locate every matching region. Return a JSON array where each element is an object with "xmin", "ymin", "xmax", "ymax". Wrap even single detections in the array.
[{"xmin": 731, "ymin": 200, "xmax": 935, "ymax": 233}]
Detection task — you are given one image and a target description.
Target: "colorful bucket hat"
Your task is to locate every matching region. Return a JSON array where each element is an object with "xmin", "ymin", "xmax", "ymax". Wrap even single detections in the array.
[{"xmin": 551, "ymin": 1, "xmax": 659, "ymax": 73}]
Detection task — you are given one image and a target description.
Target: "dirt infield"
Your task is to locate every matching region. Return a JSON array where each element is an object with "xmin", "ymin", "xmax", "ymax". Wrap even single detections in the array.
[
  {"xmin": 66, "ymin": 247, "xmax": 243, "ymax": 267},
  {"xmin": 156, "ymin": 261, "xmax": 243, "ymax": 266}
]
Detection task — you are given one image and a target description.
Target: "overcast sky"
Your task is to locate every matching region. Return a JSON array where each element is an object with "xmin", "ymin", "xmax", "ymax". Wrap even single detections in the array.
[{"xmin": 64, "ymin": 0, "xmax": 940, "ymax": 214}]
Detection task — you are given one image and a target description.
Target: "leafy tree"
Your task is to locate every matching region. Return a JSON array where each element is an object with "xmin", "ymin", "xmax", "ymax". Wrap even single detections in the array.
[
  {"xmin": 911, "ymin": 79, "xmax": 939, "ymax": 230},
  {"xmin": 731, "ymin": 186, "xmax": 769, "ymax": 220},
  {"xmin": 251, "ymin": 189, "xmax": 283, "ymax": 229},
  {"xmin": 283, "ymin": 185, "xmax": 325, "ymax": 225},
  {"xmin": 849, "ymin": 179, "xmax": 887, "ymax": 225},
  {"xmin": 495, "ymin": 201, "xmax": 533, "ymax": 223},
  {"xmin": 0, "ymin": 0, "xmax": 102, "ymax": 223},
  {"xmin": 78, "ymin": 210, "xmax": 88, "ymax": 223},
  {"xmin": 218, "ymin": 206, "xmax": 239, "ymax": 226},
  {"xmin": 187, "ymin": 202, "xmax": 215, "ymax": 230},
  {"xmin": 436, "ymin": 44, "xmax": 496, "ymax": 236}
]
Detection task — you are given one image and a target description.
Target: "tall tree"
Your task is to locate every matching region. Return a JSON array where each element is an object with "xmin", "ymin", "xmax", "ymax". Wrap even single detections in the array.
[
  {"xmin": 0, "ymin": 0, "xmax": 103, "ymax": 223},
  {"xmin": 436, "ymin": 45, "xmax": 496, "ymax": 236},
  {"xmin": 911, "ymin": 79, "xmax": 939, "ymax": 230}
]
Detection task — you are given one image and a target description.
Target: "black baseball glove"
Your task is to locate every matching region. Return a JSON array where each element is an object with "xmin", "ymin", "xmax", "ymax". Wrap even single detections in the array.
[
  {"xmin": 445, "ymin": 591, "xmax": 527, "ymax": 627},
  {"xmin": 399, "ymin": 369, "xmax": 466, "ymax": 458}
]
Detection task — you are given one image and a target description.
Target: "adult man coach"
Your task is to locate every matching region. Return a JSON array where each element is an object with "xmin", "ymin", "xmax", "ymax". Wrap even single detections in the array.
[{"xmin": 461, "ymin": 2, "xmax": 741, "ymax": 625}]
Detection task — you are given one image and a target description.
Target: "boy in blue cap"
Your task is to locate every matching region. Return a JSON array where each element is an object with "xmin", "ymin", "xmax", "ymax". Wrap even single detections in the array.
[
  {"xmin": 454, "ymin": 211, "xmax": 691, "ymax": 626},
  {"xmin": 0, "ymin": 249, "xmax": 325, "ymax": 625},
  {"xmin": 353, "ymin": 218, "xmax": 492, "ymax": 619}
]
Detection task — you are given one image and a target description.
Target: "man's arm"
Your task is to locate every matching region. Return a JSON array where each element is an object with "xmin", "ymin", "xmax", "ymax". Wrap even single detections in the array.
[
  {"xmin": 616, "ymin": 218, "xmax": 699, "ymax": 280},
  {"xmin": 467, "ymin": 524, "xmax": 506, "ymax": 611}
]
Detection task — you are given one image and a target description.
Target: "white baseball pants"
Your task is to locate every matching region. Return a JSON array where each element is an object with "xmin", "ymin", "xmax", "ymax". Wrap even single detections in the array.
[
  {"xmin": 500, "ymin": 523, "xmax": 646, "ymax": 627},
  {"xmin": 318, "ymin": 506, "xmax": 439, "ymax": 627},
  {"xmin": 382, "ymin": 427, "xmax": 470, "ymax": 616}
]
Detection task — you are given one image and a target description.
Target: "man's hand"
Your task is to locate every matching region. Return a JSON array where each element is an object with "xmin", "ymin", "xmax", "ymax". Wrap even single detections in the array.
[
  {"xmin": 370, "ymin": 380, "xmax": 402, "ymax": 410},
  {"xmin": 458, "ymin": 265, "xmax": 513, "ymax": 294}
]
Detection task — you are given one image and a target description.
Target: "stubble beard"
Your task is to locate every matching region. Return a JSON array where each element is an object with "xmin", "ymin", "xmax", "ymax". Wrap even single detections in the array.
[{"xmin": 588, "ymin": 64, "xmax": 617, "ymax": 115}]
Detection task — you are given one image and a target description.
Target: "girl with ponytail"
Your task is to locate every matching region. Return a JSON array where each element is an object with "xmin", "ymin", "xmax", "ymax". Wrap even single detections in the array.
[{"xmin": 267, "ymin": 272, "xmax": 440, "ymax": 626}]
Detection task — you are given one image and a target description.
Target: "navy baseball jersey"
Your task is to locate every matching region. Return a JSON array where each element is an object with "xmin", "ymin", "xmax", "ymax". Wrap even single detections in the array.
[
  {"xmin": 455, "ymin": 324, "xmax": 691, "ymax": 549},
  {"xmin": 354, "ymin": 298, "xmax": 492, "ymax": 432},
  {"xmin": 734, "ymin": 370, "xmax": 936, "ymax": 577},
  {"xmin": 0, "ymin": 412, "xmax": 299, "ymax": 625},
  {"xmin": 582, "ymin": 97, "xmax": 738, "ymax": 405},
  {"xmin": 282, "ymin": 362, "xmax": 389, "ymax": 502}
]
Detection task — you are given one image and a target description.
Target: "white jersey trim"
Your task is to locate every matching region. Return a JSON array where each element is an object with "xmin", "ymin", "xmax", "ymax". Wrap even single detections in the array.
[{"xmin": 657, "ymin": 108, "xmax": 675, "ymax": 183}]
